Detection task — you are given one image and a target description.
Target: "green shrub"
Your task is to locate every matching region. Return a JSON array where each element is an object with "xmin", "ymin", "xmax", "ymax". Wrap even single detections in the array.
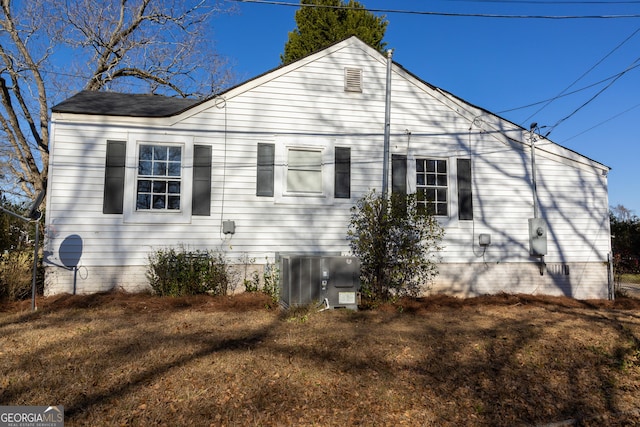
[
  {"xmin": 347, "ymin": 190, "xmax": 444, "ymax": 301},
  {"xmin": 147, "ymin": 246, "xmax": 231, "ymax": 297}
]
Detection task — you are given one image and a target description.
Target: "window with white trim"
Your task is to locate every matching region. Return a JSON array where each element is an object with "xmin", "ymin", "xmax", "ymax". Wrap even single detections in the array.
[
  {"xmin": 416, "ymin": 158, "xmax": 448, "ymax": 216},
  {"xmin": 286, "ymin": 148, "xmax": 323, "ymax": 194},
  {"xmin": 136, "ymin": 144, "xmax": 182, "ymax": 211}
]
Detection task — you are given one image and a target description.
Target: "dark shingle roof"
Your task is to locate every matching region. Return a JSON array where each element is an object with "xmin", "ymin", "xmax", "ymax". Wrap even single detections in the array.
[{"xmin": 51, "ymin": 91, "xmax": 201, "ymax": 117}]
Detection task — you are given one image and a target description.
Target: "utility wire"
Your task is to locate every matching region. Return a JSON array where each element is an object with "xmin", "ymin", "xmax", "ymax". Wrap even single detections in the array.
[
  {"xmin": 498, "ymin": 62, "xmax": 640, "ymax": 114},
  {"xmin": 230, "ymin": 0, "xmax": 640, "ymax": 19},
  {"xmin": 548, "ymin": 56, "xmax": 640, "ymax": 132},
  {"xmin": 446, "ymin": 0, "xmax": 640, "ymax": 4},
  {"xmin": 520, "ymin": 26, "xmax": 640, "ymax": 125},
  {"xmin": 561, "ymin": 101, "xmax": 640, "ymax": 143}
]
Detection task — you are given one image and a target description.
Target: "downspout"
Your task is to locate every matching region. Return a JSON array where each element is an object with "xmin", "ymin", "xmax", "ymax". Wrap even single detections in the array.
[{"xmin": 381, "ymin": 49, "xmax": 393, "ymax": 199}]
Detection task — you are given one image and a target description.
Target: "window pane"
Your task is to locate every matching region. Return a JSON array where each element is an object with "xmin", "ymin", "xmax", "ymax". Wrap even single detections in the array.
[
  {"xmin": 137, "ymin": 180, "xmax": 151, "ymax": 192},
  {"xmin": 426, "ymin": 175, "xmax": 436, "ymax": 186},
  {"xmin": 288, "ymin": 170, "xmax": 322, "ymax": 193},
  {"xmin": 168, "ymin": 181, "xmax": 180, "ymax": 193},
  {"xmin": 139, "ymin": 145, "xmax": 153, "ymax": 160},
  {"xmin": 153, "ymin": 146, "xmax": 167, "ymax": 160},
  {"xmin": 138, "ymin": 161, "xmax": 152, "ymax": 176},
  {"xmin": 289, "ymin": 149, "xmax": 321, "ymax": 170},
  {"xmin": 416, "ymin": 160, "xmax": 424, "ymax": 172},
  {"xmin": 425, "ymin": 188, "xmax": 436, "ymax": 201},
  {"xmin": 168, "ymin": 147, "xmax": 181, "ymax": 161},
  {"xmin": 437, "ymin": 188, "xmax": 447, "ymax": 202},
  {"xmin": 287, "ymin": 148, "xmax": 322, "ymax": 193},
  {"xmin": 153, "ymin": 162, "xmax": 167, "ymax": 176},
  {"xmin": 136, "ymin": 194, "xmax": 150, "ymax": 210},
  {"xmin": 436, "ymin": 175, "xmax": 448, "ymax": 186},
  {"xmin": 436, "ymin": 203, "xmax": 447, "ymax": 216},
  {"xmin": 167, "ymin": 196, "xmax": 180, "ymax": 210},
  {"xmin": 417, "ymin": 174, "xmax": 425, "ymax": 185},
  {"xmin": 153, "ymin": 195, "xmax": 165, "ymax": 209},
  {"xmin": 437, "ymin": 161, "xmax": 447, "ymax": 173},
  {"xmin": 167, "ymin": 162, "xmax": 181, "ymax": 176},
  {"xmin": 426, "ymin": 160, "xmax": 436, "ymax": 173},
  {"xmin": 153, "ymin": 181, "xmax": 166, "ymax": 193}
]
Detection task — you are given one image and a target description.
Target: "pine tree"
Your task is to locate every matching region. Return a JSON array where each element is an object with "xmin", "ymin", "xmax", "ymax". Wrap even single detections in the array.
[{"xmin": 281, "ymin": 0, "xmax": 388, "ymax": 64}]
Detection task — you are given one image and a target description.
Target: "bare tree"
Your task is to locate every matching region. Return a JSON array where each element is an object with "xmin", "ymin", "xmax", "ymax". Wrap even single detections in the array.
[{"xmin": 0, "ymin": 0, "xmax": 235, "ymax": 205}]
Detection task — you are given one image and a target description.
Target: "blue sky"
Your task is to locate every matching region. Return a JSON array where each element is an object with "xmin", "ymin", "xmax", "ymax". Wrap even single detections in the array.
[{"xmin": 212, "ymin": 0, "xmax": 640, "ymax": 215}]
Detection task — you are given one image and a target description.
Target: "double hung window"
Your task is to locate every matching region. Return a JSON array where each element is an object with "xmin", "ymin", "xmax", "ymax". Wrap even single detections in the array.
[
  {"xmin": 416, "ymin": 158, "xmax": 448, "ymax": 216},
  {"xmin": 136, "ymin": 144, "xmax": 182, "ymax": 211},
  {"xmin": 286, "ymin": 148, "xmax": 323, "ymax": 194}
]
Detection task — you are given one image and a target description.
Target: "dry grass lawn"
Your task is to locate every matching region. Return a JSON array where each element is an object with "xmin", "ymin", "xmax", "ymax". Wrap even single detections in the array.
[{"xmin": 2, "ymin": 292, "xmax": 640, "ymax": 426}]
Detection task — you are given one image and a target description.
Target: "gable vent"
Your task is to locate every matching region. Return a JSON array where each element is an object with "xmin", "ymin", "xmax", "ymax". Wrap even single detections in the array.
[{"xmin": 344, "ymin": 67, "xmax": 363, "ymax": 92}]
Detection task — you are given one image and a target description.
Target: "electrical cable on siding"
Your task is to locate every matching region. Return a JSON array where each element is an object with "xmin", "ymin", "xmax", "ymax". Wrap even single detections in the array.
[
  {"xmin": 468, "ymin": 119, "xmax": 489, "ymax": 261},
  {"xmin": 216, "ymin": 96, "xmax": 230, "ymax": 242}
]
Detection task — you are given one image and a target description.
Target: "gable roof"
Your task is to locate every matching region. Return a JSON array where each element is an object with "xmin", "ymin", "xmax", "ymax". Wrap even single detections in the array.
[
  {"xmin": 50, "ymin": 37, "xmax": 608, "ymax": 171},
  {"xmin": 51, "ymin": 90, "xmax": 201, "ymax": 117}
]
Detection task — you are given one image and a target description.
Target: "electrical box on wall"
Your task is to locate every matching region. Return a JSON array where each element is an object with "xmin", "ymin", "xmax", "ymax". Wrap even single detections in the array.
[
  {"xmin": 479, "ymin": 233, "xmax": 491, "ymax": 246},
  {"xmin": 222, "ymin": 220, "xmax": 235, "ymax": 235},
  {"xmin": 528, "ymin": 218, "xmax": 547, "ymax": 256}
]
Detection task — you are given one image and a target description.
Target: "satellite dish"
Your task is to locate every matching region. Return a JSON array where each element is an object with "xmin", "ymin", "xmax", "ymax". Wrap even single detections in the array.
[{"xmin": 59, "ymin": 234, "xmax": 83, "ymax": 269}]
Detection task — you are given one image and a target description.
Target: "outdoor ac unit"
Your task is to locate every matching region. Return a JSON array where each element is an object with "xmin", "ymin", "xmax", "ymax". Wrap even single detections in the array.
[{"xmin": 280, "ymin": 255, "xmax": 360, "ymax": 310}]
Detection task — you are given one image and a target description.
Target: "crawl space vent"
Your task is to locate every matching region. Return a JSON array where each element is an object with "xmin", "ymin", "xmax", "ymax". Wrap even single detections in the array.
[{"xmin": 344, "ymin": 68, "xmax": 363, "ymax": 92}]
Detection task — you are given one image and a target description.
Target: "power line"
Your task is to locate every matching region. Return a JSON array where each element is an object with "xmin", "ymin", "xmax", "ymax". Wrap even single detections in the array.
[
  {"xmin": 446, "ymin": 0, "xmax": 640, "ymax": 4},
  {"xmin": 521, "ymin": 26, "xmax": 640, "ymax": 125},
  {"xmin": 561, "ymin": 101, "xmax": 640, "ymax": 143},
  {"xmin": 548, "ymin": 55, "xmax": 640, "ymax": 132},
  {"xmin": 230, "ymin": 0, "xmax": 640, "ymax": 19},
  {"xmin": 497, "ymin": 62, "xmax": 640, "ymax": 114}
]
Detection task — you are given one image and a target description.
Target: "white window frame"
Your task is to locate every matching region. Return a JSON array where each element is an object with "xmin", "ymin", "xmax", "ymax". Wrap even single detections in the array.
[
  {"xmin": 274, "ymin": 137, "xmax": 335, "ymax": 205},
  {"xmin": 135, "ymin": 144, "xmax": 183, "ymax": 212},
  {"xmin": 286, "ymin": 147, "xmax": 324, "ymax": 194},
  {"xmin": 123, "ymin": 133, "xmax": 193, "ymax": 224},
  {"xmin": 415, "ymin": 157, "xmax": 449, "ymax": 217}
]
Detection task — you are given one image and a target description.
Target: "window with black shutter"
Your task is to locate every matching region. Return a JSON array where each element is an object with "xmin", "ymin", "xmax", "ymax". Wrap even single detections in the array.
[
  {"xmin": 103, "ymin": 140, "xmax": 126, "ymax": 214},
  {"xmin": 256, "ymin": 143, "xmax": 275, "ymax": 197},
  {"xmin": 192, "ymin": 145, "xmax": 212, "ymax": 216},
  {"xmin": 457, "ymin": 158, "xmax": 473, "ymax": 220},
  {"xmin": 335, "ymin": 147, "xmax": 351, "ymax": 198}
]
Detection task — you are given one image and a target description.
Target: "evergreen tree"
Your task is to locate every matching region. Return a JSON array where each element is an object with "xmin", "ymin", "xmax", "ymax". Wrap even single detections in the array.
[{"xmin": 281, "ymin": 0, "xmax": 388, "ymax": 64}]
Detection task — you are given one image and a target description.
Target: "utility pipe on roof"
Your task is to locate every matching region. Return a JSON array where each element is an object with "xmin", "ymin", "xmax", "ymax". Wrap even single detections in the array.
[{"xmin": 382, "ymin": 49, "xmax": 393, "ymax": 199}]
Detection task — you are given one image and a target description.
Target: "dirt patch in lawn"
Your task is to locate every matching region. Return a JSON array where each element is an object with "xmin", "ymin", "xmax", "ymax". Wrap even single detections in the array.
[{"xmin": 2, "ymin": 292, "xmax": 640, "ymax": 426}]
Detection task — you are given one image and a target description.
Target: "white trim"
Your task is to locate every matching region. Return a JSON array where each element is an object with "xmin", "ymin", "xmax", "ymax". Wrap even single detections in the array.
[
  {"xmin": 274, "ymin": 137, "xmax": 335, "ymax": 205},
  {"xmin": 123, "ymin": 133, "xmax": 194, "ymax": 224}
]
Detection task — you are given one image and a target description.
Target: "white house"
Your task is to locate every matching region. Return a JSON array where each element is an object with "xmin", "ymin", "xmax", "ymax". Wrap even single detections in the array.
[{"xmin": 45, "ymin": 36, "xmax": 613, "ymax": 299}]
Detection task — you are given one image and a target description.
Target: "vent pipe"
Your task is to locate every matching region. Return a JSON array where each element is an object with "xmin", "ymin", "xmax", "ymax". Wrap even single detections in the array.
[{"xmin": 382, "ymin": 49, "xmax": 393, "ymax": 198}]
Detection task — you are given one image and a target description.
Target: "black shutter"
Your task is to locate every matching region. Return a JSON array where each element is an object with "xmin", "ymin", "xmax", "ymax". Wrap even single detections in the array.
[
  {"xmin": 335, "ymin": 147, "xmax": 351, "ymax": 198},
  {"xmin": 257, "ymin": 143, "xmax": 275, "ymax": 197},
  {"xmin": 391, "ymin": 154, "xmax": 407, "ymax": 195},
  {"xmin": 457, "ymin": 158, "xmax": 473, "ymax": 220},
  {"xmin": 103, "ymin": 140, "xmax": 126, "ymax": 214},
  {"xmin": 192, "ymin": 145, "xmax": 212, "ymax": 216}
]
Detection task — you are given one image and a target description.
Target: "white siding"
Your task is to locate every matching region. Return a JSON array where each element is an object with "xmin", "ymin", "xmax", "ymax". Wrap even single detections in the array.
[{"xmin": 45, "ymin": 38, "xmax": 611, "ymax": 298}]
